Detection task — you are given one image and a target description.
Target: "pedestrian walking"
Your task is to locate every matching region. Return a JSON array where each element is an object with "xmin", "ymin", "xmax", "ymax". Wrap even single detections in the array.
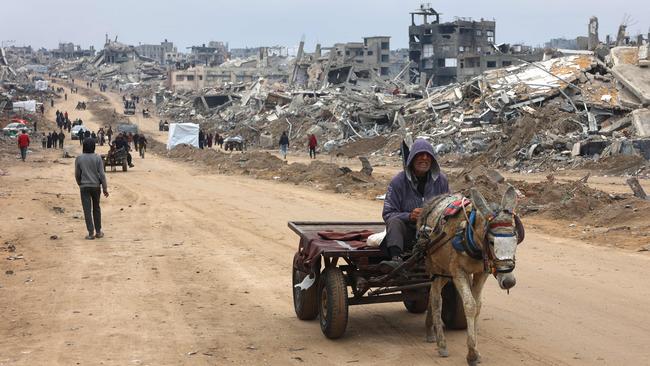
[
  {"xmin": 34, "ymin": 120, "xmax": 38, "ymax": 133},
  {"xmin": 75, "ymin": 138, "xmax": 109, "ymax": 240},
  {"xmin": 41, "ymin": 133, "xmax": 47, "ymax": 149},
  {"xmin": 279, "ymin": 131, "xmax": 289, "ymax": 160},
  {"xmin": 17, "ymin": 130, "xmax": 30, "ymax": 162},
  {"xmin": 308, "ymin": 133, "xmax": 317, "ymax": 159},
  {"xmin": 47, "ymin": 132, "xmax": 52, "ymax": 148},
  {"xmin": 64, "ymin": 93, "xmax": 67, "ymax": 101},
  {"xmin": 58, "ymin": 132, "xmax": 65, "ymax": 149},
  {"xmin": 50, "ymin": 99, "xmax": 54, "ymax": 108},
  {"xmin": 52, "ymin": 131, "xmax": 59, "ymax": 149},
  {"xmin": 199, "ymin": 129, "xmax": 205, "ymax": 149}
]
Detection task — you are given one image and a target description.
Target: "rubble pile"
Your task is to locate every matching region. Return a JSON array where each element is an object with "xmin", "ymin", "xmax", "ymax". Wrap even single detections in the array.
[{"xmin": 140, "ymin": 50, "xmax": 650, "ymax": 177}]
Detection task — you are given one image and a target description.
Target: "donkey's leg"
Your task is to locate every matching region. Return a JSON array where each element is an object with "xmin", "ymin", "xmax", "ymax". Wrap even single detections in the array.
[
  {"xmin": 426, "ymin": 278, "xmax": 449, "ymax": 357},
  {"xmin": 469, "ymin": 273, "xmax": 489, "ymax": 363},
  {"xmin": 452, "ymin": 272, "xmax": 480, "ymax": 366}
]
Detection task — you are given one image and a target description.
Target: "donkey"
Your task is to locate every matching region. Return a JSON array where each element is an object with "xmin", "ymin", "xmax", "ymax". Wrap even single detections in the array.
[{"xmin": 419, "ymin": 186, "xmax": 520, "ymax": 365}]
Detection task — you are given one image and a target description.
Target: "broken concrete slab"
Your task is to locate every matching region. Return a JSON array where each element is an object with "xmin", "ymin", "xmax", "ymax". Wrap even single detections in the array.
[
  {"xmin": 626, "ymin": 177, "xmax": 648, "ymax": 200},
  {"xmin": 611, "ymin": 64, "xmax": 650, "ymax": 106},
  {"xmin": 631, "ymin": 109, "xmax": 650, "ymax": 137}
]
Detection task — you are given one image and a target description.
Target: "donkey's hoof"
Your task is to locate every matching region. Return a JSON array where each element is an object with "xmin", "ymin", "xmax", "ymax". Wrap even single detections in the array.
[
  {"xmin": 426, "ymin": 335, "xmax": 435, "ymax": 343},
  {"xmin": 438, "ymin": 348, "xmax": 449, "ymax": 357},
  {"xmin": 467, "ymin": 355, "xmax": 481, "ymax": 365}
]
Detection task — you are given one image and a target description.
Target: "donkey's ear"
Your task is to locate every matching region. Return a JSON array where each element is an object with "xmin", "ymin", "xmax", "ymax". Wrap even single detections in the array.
[
  {"xmin": 470, "ymin": 188, "xmax": 491, "ymax": 218},
  {"xmin": 501, "ymin": 184, "xmax": 517, "ymax": 213}
]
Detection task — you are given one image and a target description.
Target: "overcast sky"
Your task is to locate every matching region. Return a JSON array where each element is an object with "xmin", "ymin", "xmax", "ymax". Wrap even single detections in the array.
[{"xmin": 2, "ymin": 0, "xmax": 648, "ymax": 51}]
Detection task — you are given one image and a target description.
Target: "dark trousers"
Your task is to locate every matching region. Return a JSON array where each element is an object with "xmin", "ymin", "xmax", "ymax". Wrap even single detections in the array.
[
  {"xmin": 80, "ymin": 187, "xmax": 102, "ymax": 235},
  {"xmin": 309, "ymin": 147, "xmax": 316, "ymax": 158},
  {"xmin": 19, "ymin": 147, "xmax": 27, "ymax": 161},
  {"xmin": 381, "ymin": 217, "xmax": 417, "ymax": 257}
]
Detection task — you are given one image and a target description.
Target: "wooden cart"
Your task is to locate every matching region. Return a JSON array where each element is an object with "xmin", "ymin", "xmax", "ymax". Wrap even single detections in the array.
[{"xmin": 289, "ymin": 221, "xmax": 466, "ymax": 339}]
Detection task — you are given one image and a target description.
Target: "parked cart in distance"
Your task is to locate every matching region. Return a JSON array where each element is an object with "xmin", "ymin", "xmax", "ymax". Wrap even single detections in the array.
[{"xmin": 289, "ymin": 221, "xmax": 466, "ymax": 339}]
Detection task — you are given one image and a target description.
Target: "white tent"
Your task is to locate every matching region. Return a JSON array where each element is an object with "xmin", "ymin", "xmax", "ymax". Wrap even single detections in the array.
[
  {"xmin": 12, "ymin": 100, "xmax": 37, "ymax": 112},
  {"xmin": 35, "ymin": 80, "xmax": 49, "ymax": 91},
  {"xmin": 167, "ymin": 123, "xmax": 199, "ymax": 150}
]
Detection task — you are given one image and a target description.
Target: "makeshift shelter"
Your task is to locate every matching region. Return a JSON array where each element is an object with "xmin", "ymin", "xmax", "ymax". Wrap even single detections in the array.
[
  {"xmin": 12, "ymin": 100, "xmax": 37, "ymax": 112},
  {"xmin": 167, "ymin": 123, "xmax": 199, "ymax": 149}
]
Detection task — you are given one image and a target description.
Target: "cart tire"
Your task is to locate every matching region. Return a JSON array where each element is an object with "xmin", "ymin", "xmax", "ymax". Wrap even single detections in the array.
[
  {"xmin": 318, "ymin": 268, "xmax": 348, "ymax": 339},
  {"xmin": 441, "ymin": 282, "xmax": 467, "ymax": 330},
  {"xmin": 403, "ymin": 290, "xmax": 429, "ymax": 314},
  {"xmin": 292, "ymin": 267, "xmax": 319, "ymax": 320},
  {"xmin": 122, "ymin": 160, "xmax": 128, "ymax": 172}
]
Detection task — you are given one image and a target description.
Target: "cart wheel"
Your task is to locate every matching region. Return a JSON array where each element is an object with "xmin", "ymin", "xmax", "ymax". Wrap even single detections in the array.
[
  {"xmin": 122, "ymin": 160, "xmax": 128, "ymax": 172},
  {"xmin": 402, "ymin": 290, "xmax": 429, "ymax": 314},
  {"xmin": 292, "ymin": 267, "xmax": 318, "ymax": 320},
  {"xmin": 318, "ymin": 268, "xmax": 348, "ymax": 339},
  {"xmin": 441, "ymin": 282, "xmax": 467, "ymax": 330}
]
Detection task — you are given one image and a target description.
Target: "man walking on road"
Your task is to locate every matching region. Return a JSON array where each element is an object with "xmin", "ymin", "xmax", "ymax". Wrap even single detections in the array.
[
  {"xmin": 17, "ymin": 130, "xmax": 30, "ymax": 162},
  {"xmin": 279, "ymin": 131, "xmax": 289, "ymax": 160},
  {"xmin": 75, "ymin": 138, "xmax": 109, "ymax": 240}
]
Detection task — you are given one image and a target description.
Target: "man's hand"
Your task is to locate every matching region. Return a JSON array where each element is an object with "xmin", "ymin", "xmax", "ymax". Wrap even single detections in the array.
[
  {"xmin": 409, "ymin": 208, "xmax": 423, "ymax": 222},
  {"xmin": 103, "ymin": 190, "xmax": 109, "ymax": 198}
]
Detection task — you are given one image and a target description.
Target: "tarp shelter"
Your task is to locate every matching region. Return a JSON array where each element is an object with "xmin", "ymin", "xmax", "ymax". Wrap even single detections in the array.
[
  {"xmin": 12, "ymin": 100, "xmax": 36, "ymax": 112},
  {"xmin": 35, "ymin": 80, "xmax": 49, "ymax": 91},
  {"xmin": 167, "ymin": 123, "xmax": 199, "ymax": 150}
]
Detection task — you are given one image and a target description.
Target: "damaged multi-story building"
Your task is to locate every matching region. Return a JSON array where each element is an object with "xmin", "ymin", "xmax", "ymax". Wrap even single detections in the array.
[
  {"xmin": 187, "ymin": 41, "xmax": 229, "ymax": 67},
  {"xmin": 328, "ymin": 36, "xmax": 392, "ymax": 77},
  {"xmin": 50, "ymin": 43, "xmax": 96, "ymax": 59},
  {"xmin": 408, "ymin": 5, "xmax": 541, "ymax": 86},
  {"xmin": 168, "ymin": 47, "xmax": 289, "ymax": 91},
  {"xmin": 135, "ymin": 39, "xmax": 177, "ymax": 65}
]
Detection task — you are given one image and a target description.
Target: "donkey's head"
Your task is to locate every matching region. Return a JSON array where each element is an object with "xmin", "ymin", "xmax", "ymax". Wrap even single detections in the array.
[{"xmin": 470, "ymin": 185, "xmax": 519, "ymax": 290}]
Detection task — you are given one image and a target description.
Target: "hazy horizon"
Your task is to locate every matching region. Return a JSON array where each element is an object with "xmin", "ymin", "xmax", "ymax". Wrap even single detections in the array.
[{"xmin": 2, "ymin": 0, "xmax": 648, "ymax": 52}]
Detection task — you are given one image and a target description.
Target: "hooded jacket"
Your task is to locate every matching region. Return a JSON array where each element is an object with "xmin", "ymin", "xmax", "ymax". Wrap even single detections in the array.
[{"xmin": 382, "ymin": 139, "xmax": 450, "ymax": 223}]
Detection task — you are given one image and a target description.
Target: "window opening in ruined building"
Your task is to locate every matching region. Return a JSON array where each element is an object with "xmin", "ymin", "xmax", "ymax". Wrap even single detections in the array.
[
  {"xmin": 367, "ymin": 51, "xmax": 374, "ymax": 56},
  {"xmin": 175, "ymin": 75, "xmax": 184, "ymax": 82},
  {"xmin": 424, "ymin": 59, "xmax": 434, "ymax": 69},
  {"xmin": 460, "ymin": 61, "xmax": 464, "ymax": 69},
  {"xmin": 187, "ymin": 75, "xmax": 195, "ymax": 81},
  {"xmin": 345, "ymin": 51, "xmax": 350, "ymax": 56},
  {"xmin": 198, "ymin": 76, "xmax": 203, "ymax": 81},
  {"xmin": 476, "ymin": 30, "xmax": 482, "ymax": 36},
  {"xmin": 487, "ymin": 61, "xmax": 497, "ymax": 68},
  {"xmin": 438, "ymin": 58, "xmax": 445, "ymax": 67},
  {"xmin": 502, "ymin": 60, "xmax": 512, "ymax": 67},
  {"xmin": 381, "ymin": 42, "xmax": 390, "ymax": 50},
  {"xmin": 423, "ymin": 44, "xmax": 434, "ymax": 58},
  {"xmin": 424, "ymin": 28, "xmax": 432, "ymax": 35},
  {"xmin": 442, "ymin": 35, "xmax": 451, "ymax": 40},
  {"xmin": 381, "ymin": 54, "xmax": 389, "ymax": 62},
  {"xmin": 445, "ymin": 58, "xmax": 457, "ymax": 67},
  {"xmin": 380, "ymin": 67, "xmax": 390, "ymax": 76}
]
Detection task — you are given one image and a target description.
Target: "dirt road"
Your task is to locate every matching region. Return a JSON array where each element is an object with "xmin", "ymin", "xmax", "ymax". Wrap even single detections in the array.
[{"xmin": 1, "ymin": 85, "xmax": 650, "ymax": 365}]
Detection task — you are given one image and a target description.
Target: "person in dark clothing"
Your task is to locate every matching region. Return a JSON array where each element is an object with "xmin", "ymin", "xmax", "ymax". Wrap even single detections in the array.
[
  {"xmin": 106, "ymin": 126, "xmax": 113, "ymax": 143},
  {"xmin": 75, "ymin": 138, "xmax": 109, "ymax": 240},
  {"xmin": 78, "ymin": 129, "xmax": 85, "ymax": 145},
  {"xmin": 46, "ymin": 133, "xmax": 52, "ymax": 148},
  {"xmin": 51, "ymin": 131, "xmax": 59, "ymax": 149},
  {"xmin": 198, "ymin": 130, "xmax": 205, "ymax": 149},
  {"xmin": 279, "ymin": 131, "xmax": 289, "ymax": 159},
  {"xmin": 379, "ymin": 139, "xmax": 450, "ymax": 269},
  {"xmin": 58, "ymin": 132, "xmax": 65, "ymax": 149}
]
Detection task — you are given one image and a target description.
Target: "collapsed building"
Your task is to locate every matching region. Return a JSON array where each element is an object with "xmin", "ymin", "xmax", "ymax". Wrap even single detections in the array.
[{"xmin": 408, "ymin": 5, "xmax": 542, "ymax": 86}]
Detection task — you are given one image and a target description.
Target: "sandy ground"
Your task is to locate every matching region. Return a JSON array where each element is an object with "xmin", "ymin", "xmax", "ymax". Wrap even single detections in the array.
[{"xmin": 1, "ymin": 84, "xmax": 650, "ymax": 365}]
